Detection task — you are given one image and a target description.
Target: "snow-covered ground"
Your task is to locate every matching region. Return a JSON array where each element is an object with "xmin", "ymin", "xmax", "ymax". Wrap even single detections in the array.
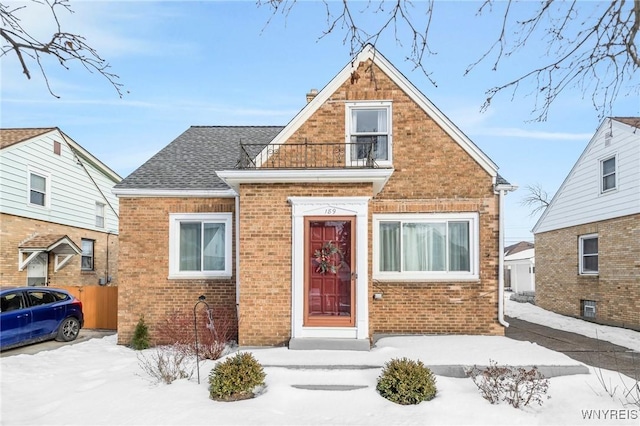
[
  {"xmin": 0, "ymin": 299, "xmax": 638, "ymax": 425},
  {"xmin": 505, "ymin": 297, "xmax": 640, "ymax": 352}
]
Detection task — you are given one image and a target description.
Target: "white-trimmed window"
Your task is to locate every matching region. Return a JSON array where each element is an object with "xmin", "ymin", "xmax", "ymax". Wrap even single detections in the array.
[
  {"xmin": 579, "ymin": 234, "xmax": 598, "ymax": 275},
  {"xmin": 373, "ymin": 213, "xmax": 479, "ymax": 281},
  {"xmin": 169, "ymin": 213, "xmax": 232, "ymax": 279},
  {"xmin": 601, "ymin": 156, "xmax": 616, "ymax": 192},
  {"xmin": 81, "ymin": 239, "xmax": 94, "ymax": 271},
  {"xmin": 28, "ymin": 169, "xmax": 50, "ymax": 207},
  {"xmin": 346, "ymin": 101, "xmax": 392, "ymax": 165},
  {"xmin": 95, "ymin": 202, "xmax": 105, "ymax": 228}
]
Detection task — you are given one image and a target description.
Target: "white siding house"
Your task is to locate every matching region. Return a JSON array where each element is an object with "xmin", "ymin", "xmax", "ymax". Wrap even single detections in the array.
[
  {"xmin": 0, "ymin": 128, "xmax": 121, "ymax": 287},
  {"xmin": 505, "ymin": 248, "xmax": 535, "ymax": 293},
  {"xmin": 534, "ymin": 118, "xmax": 640, "ymax": 234},
  {"xmin": 533, "ymin": 117, "xmax": 640, "ymax": 329}
]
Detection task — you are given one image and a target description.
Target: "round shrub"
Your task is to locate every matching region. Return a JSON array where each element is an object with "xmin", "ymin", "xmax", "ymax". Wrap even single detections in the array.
[
  {"xmin": 208, "ymin": 352, "xmax": 266, "ymax": 401},
  {"xmin": 376, "ymin": 357, "xmax": 437, "ymax": 405}
]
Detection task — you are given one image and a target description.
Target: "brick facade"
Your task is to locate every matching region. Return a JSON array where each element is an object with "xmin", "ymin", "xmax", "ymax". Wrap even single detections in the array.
[
  {"xmin": 535, "ymin": 213, "xmax": 640, "ymax": 330},
  {"xmin": 117, "ymin": 56, "xmax": 504, "ymax": 346},
  {"xmin": 0, "ymin": 213, "xmax": 118, "ymax": 287},
  {"xmin": 235, "ymin": 60, "xmax": 503, "ymax": 345},
  {"xmin": 238, "ymin": 183, "xmax": 373, "ymax": 346},
  {"xmin": 370, "ymin": 199, "xmax": 502, "ymax": 336},
  {"xmin": 117, "ymin": 197, "xmax": 237, "ymax": 345}
]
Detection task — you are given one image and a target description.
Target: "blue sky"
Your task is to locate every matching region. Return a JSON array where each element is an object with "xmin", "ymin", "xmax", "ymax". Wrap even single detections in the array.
[{"xmin": 2, "ymin": 0, "xmax": 638, "ymax": 245}]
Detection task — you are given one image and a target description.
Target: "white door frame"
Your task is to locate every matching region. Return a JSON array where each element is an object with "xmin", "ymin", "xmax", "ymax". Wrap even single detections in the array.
[
  {"xmin": 288, "ymin": 196, "xmax": 370, "ymax": 340},
  {"xmin": 27, "ymin": 252, "xmax": 48, "ymax": 286}
]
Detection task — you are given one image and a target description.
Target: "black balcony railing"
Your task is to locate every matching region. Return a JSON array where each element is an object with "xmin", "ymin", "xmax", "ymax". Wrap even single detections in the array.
[{"xmin": 238, "ymin": 141, "xmax": 379, "ymax": 169}]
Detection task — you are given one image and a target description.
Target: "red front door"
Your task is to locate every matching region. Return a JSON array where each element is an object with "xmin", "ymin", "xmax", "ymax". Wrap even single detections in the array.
[{"xmin": 304, "ymin": 218, "xmax": 355, "ymax": 327}]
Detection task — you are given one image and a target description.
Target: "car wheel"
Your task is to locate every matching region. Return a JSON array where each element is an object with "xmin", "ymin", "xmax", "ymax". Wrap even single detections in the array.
[{"xmin": 56, "ymin": 317, "xmax": 80, "ymax": 342}]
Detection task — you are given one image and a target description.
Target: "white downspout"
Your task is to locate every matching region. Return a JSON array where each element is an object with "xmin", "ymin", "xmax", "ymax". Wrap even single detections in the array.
[
  {"xmin": 234, "ymin": 195, "xmax": 241, "ymax": 320},
  {"xmin": 495, "ymin": 183, "xmax": 517, "ymax": 328}
]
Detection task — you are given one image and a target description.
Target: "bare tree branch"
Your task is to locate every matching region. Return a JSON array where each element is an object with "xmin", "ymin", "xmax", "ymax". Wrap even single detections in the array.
[
  {"xmin": 520, "ymin": 183, "xmax": 551, "ymax": 216},
  {"xmin": 472, "ymin": 0, "xmax": 638, "ymax": 121},
  {"xmin": 259, "ymin": 0, "xmax": 639, "ymax": 122},
  {"xmin": 260, "ymin": 0, "xmax": 439, "ymax": 87},
  {"xmin": 1, "ymin": 0, "xmax": 124, "ymax": 98}
]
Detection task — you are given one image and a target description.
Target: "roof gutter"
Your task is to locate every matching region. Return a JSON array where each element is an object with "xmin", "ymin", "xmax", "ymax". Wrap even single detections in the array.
[
  {"xmin": 495, "ymin": 183, "xmax": 518, "ymax": 328},
  {"xmin": 112, "ymin": 188, "xmax": 237, "ymax": 198}
]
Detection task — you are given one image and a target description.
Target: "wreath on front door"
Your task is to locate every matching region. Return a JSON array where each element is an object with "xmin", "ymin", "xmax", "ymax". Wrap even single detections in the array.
[{"xmin": 313, "ymin": 241, "xmax": 343, "ymax": 274}]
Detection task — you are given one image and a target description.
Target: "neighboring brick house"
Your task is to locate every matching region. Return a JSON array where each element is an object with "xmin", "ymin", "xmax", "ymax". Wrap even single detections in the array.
[
  {"xmin": 0, "ymin": 128, "xmax": 121, "ymax": 288},
  {"xmin": 114, "ymin": 45, "xmax": 516, "ymax": 349},
  {"xmin": 533, "ymin": 117, "xmax": 640, "ymax": 330}
]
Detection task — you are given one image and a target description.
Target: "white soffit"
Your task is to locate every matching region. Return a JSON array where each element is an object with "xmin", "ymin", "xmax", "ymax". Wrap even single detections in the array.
[{"xmin": 216, "ymin": 169, "xmax": 394, "ymax": 196}]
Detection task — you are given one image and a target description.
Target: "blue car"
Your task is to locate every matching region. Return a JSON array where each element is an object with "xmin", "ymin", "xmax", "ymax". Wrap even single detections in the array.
[{"xmin": 0, "ymin": 287, "xmax": 84, "ymax": 351}]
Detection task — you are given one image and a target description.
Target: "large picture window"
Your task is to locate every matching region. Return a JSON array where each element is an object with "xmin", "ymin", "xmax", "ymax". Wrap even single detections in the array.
[
  {"xmin": 346, "ymin": 101, "xmax": 392, "ymax": 165},
  {"xmin": 374, "ymin": 213, "xmax": 479, "ymax": 280},
  {"xmin": 169, "ymin": 213, "xmax": 232, "ymax": 279},
  {"xmin": 579, "ymin": 234, "xmax": 598, "ymax": 275}
]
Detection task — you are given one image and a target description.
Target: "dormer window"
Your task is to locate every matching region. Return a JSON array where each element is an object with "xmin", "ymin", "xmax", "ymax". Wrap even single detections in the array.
[{"xmin": 346, "ymin": 101, "xmax": 392, "ymax": 165}]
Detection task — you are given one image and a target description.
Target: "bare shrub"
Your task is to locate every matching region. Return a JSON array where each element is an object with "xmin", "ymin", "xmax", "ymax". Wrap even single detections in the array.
[
  {"xmin": 623, "ymin": 381, "xmax": 640, "ymax": 409},
  {"xmin": 591, "ymin": 359, "xmax": 640, "ymax": 409},
  {"xmin": 466, "ymin": 360, "xmax": 550, "ymax": 408},
  {"xmin": 137, "ymin": 345, "xmax": 195, "ymax": 384},
  {"xmin": 156, "ymin": 307, "xmax": 237, "ymax": 360},
  {"xmin": 587, "ymin": 331, "xmax": 640, "ymax": 409}
]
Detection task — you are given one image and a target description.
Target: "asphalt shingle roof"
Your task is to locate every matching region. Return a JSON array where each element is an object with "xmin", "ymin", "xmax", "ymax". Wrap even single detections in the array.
[
  {"xmin": 0, "ymin": 128, "xmax": 55, "ymax": 150},
  {"xmin": 116, "ymin": 126, "xmax": 284, "ymax": 190},
  {"xmin": 613, "ymin": 117, "xmax": 640, "ymax": 129}
]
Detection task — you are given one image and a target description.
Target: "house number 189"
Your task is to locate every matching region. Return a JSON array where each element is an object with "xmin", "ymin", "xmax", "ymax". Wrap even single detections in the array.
[{"xmin": 325, "ymin": 208, "xmax": 337, "ymax": 215}]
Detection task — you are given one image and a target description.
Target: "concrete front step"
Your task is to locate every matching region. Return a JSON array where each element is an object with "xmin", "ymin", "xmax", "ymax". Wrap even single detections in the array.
[
  {"xmin": 266, "ymin": 363, "xmax": 590, "ymax": 392},
  {"xmin": 263, "ymin": 363, "xmax": 590, "ymax": 378},
  {"xmin": 288, "ymin": 338, "xmax": 371, "ymax": 351},
  {"xmin": 292, "ymin": 384, "xmax": 369, "ymax": 391}
]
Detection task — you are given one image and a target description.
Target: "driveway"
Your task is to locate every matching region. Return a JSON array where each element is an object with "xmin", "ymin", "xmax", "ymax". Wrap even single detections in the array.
[
  {"xmin": 505, "ymin": 316, "xmax": 639, "ymax": 381},
  {"xmin": 0, "ymin": 329, "xmax": 115, "ymax": 358}
]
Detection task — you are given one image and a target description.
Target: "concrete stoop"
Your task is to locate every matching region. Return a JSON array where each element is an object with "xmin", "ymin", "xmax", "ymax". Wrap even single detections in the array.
[
  {"xmin": 292, "ymin": 384, "xmax": 368, "ymax": 391},
  {"xmin": 288, "ymin": 338, "xmax": 371, "ymax": 351},
  {"xmin": 263, "ymin": 363, "xmax": 590, "ymax": 391}
]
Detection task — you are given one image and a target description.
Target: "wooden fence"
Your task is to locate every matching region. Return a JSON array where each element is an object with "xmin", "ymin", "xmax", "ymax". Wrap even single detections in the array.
[{"xmin": 56, "ymin": 285, "xmax": 118, "ymax": 330}]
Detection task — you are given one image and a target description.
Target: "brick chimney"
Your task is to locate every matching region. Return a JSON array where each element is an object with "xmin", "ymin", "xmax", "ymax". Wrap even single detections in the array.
[{"xmin": 306, "ymin": 88, "xmax": 318, "ymax": 103}]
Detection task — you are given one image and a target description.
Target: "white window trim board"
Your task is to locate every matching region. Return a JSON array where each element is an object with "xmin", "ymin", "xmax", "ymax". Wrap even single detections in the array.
[
  {"xmin": 27, "ymin": 166, "xmax": 51, "ymax": 209},
  {"xmin": 578, "ymin": 233, "xmax": 599, "ymax": 275},
  {"xmin": 372, "ymin": 212, "xmax": 480, "ymax": 281},
  {"xmin": 168, "ymin": 213, "xmax": 233, "ymax": 279},
  {"xmin": 345, "ymin": 101, "xmax": 393, "ymax": 167},
  {"xmin": 288, "ymin": 196, "xmax": 370, "ymax": 340},
  {"xmin": 599, "ymin": 154, "xmax": 617, "ymax": 194}
]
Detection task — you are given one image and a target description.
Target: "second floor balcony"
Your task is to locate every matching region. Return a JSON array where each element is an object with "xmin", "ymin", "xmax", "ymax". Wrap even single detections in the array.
[{"xmin": 238, "ymin": 141, "xmax": 382, "ymax": 169}]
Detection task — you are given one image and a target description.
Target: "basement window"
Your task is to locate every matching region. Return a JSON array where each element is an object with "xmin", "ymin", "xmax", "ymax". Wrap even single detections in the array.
[{"xmin": 581, "ymin": 300, "xmax": 596, "ymax": 319}]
